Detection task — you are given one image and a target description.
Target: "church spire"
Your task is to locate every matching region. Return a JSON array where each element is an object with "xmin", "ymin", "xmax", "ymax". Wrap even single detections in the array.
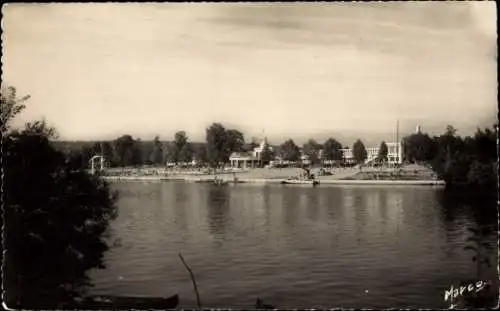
[{"xmin": 260, "ymin": 128, "xmax": 268, "ymax": 147}]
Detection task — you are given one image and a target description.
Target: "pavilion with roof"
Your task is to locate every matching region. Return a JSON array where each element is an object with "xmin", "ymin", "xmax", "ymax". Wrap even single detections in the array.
[{"xmin": 229, "ymin": 137, "xmax": 273, "ymax": 169}]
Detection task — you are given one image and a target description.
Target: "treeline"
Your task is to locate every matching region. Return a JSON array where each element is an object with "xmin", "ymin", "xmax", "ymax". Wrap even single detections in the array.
[
  {"xmin": 55, "ymin": 126, "xmax": 246, "ymax": 168},
  {"xmin": 56, "ymin": 126, "xmax": 376, "ymax": 169},
  {"xmin": 53, "ymin": 117, "xmax": 497, "ymax": 190},
  {"xmin": 402, "ymin": 125, "xmax": 497, "ymax": 191}
]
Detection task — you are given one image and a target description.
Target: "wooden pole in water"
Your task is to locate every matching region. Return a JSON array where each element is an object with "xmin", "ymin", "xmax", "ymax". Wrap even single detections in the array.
[{"xmin": 178, "ymin": 253, "xmax": 202, "ymax": 309}]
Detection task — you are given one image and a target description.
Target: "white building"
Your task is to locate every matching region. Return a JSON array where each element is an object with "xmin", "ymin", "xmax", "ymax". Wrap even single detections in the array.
[
  {"xmin": 340, "ymin": 148, "xmax": 355, "ymax": 164},
  {"xmin": 229, "ymin": 152, "xmax": 258, "ymax": 168},
  {"xmin": 229, "ymin": 138, "xmax": 273, "ymax": 168},
  {"xmin": 366, "ymin": 147, "xmax": 379, "ymax": 163},
  {"xmin": 340, "ymin": 142, "xmax": 402, "ymax": 165},
  {"xmin": 386, "ymin": 142, "xmax": 403, "ymax": 164}
]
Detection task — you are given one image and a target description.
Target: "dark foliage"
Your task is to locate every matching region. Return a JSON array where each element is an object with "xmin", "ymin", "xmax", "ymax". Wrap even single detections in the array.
[
  {"xmin": 279, "ymin": 139, "xmax": 300, "ymax": 162},
  {"xmin": 302, "ymin": 139, "xmax": 321, "ymax": 165},
  {"xmin": 206, "ymin": 123, "xmax": 229, "ymax": 168},
  {"xmin": 401, "ymin": 124, "xmax": 497, "ymax": 190},
  {"xmin": 322, "ymin": 138, "xmax": 343, "ymax": 162},
  {"xmin": 2, "ymin": 89, "xmax": 118, "ymax": 308},
  {"xmin": 112, "ymin": 134, "xmax": 142, "ymax": 167},
  {"xmin": 260, "ymin": 144, "xmax": 274, "ymax": 166},
  {"xmin": 205, "ymin": 123, "xmax": 246, "ymax": 168},
  {"xmin": 402, "ymin": 133, "xmax": 435, "ymax": 163},
  {"xmin": 352, "ymin": 139, "xmax": 367, "ymax": 164},
  {"xmin": 377, "ymin": 141, "xmax": 388, "ymax": 162},
  {"xmin": 225, "ymin": 129, "xmax": 245, "ymax": 154},
  {"xmin": 172, "ymin": 131, "xmax": 189, "ymax": 164},
  {"xmin": 426, "ymin": 125, "xmax": 496, "ymax": 190},
  {"xmin": 193, "ymin": 143, "xmax": 208, "ymax": 166},
  {"xmin": 149, "ymin": 136, "xmax": 164, "ymax": 165}
]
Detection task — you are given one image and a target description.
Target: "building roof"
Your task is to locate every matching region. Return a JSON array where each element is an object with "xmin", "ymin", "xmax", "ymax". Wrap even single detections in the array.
[{"xmin": 229, "ymin": 151, "xmax": 254, "ymax": 159}]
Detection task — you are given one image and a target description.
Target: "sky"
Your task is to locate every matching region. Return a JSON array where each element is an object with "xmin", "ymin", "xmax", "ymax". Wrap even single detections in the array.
[{"xmin": 2, "ymin": 2, "xmax": 497, "ymax": 145}]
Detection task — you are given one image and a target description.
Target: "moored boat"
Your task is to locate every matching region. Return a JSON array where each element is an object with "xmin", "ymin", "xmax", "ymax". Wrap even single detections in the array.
[{"xmin": 281, "ymin": 178, "xmax": 319, "ymax": 185}]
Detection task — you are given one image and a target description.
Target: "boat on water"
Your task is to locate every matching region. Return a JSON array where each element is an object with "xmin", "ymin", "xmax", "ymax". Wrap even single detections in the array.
[
  {"xmin": 281, "ymin": 166, "xmax": 320, "ymax": 185},
  {"xmin": 281, "ymin": 178, "xmax": 320, "ymax": 185}
]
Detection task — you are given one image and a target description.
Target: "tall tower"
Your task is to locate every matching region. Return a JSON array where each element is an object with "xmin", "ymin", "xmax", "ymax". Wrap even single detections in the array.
[
  {"xmin": 261, "ymin": 128, "xmax": 268, "ymax": 146},
  {"xmin": 416, "ymin": 125, "xmax": 422, "ymax": 134},
  {"xmin": 396, "ymin": 119, "xmax": 400, "ymax": 164}
]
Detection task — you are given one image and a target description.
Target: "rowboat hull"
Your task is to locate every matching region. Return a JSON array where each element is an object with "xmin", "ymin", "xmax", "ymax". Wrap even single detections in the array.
[{"xmin": 281, "ymin": 179, "xmax": 320, "ymax": 185}]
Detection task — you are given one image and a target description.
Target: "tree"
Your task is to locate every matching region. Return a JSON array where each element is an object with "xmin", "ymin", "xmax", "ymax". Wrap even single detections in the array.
[
  {"xmin": 178, "ymin": 143, "xmax": 194, "ymax": 165},
  {"xmin": 112, "ymin": 135, "xmax": 140, "ymax": 167},
  {"xmin": 149, "ymin": 136, "xmax": 164, "ymax": 165},
  {"xmin": 101, "ymin": 142, "xmax": 114, "ymax": 167},
  {"xmin": 2, "ymin": 87, "xmax": 118, "ymax": 308},
  {"xmin": 322, "ymin": 138, "xmax": 343, "ymax": 163},
  {"xmin": 396, "ymin": 123, "xmax": 497, "ymax": 190},
  {"xmin": 164, "ymin": 142, "xmax": 176, "ymax": 164},
  {"xmin": 24, "ymin": 119, "xmax": 58, "ymax": 139},
  {"xmin": 431, "ymin": 126, "xmax": 466, "ymax": 185},
  {"xmin": 133, "ymin": 138, "xmax": 150, "ymax": 165},
  {"xmin": 303, "ymin": 139, "xmax": 321, "ymax": 165},
  {"xmin": 377, "ymin": 141, "xmax": 388, "ymax": 162},
  {"xmin": 445, "ymin": 125, "xmax": 457, "ymax": 136},
  {"xmin": 352, "ymin": 139, "xmax": 367, "ymax": 164},
  {"xmin": 428, "ymin": 124, "xmax": 496, "ymax": 189},
  {"xmin": 402, "ymin": 133, "xmax": 435, "ymax": 163},
  {"xmin": 471, "ymin": 126, "xmax": 496, "ymax": 163},
  {"xmin": 225, "ymin": 129, "xmax": 245, "ymax": 154},
  {"xmin": 205, "ymin": 123, "xmax": 227, "ymax": 168},
  {"xmin": 193, "ymin": 143, "xmax": 208, "ymax": 166},
  {"xmin": 260, "ymin": 144, "xmax": 274, "ymax": 166},
  {"xmin": 279, "ymin": 139, "xmax": 300, "ymax": 162},
  {"xmin": 1, "ymin": 86, "xmax": 30, "ymax": 134},
  {"xmin": 172, "ymin": 131, "xmax": 189, "ymax": 164}
]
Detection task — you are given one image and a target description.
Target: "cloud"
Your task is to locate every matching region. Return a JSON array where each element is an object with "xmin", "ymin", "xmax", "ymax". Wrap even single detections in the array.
[
  {"xmin": 2, "ymin": 3, "xmax": 496, "ymax": 141},
  {"xmin": 198, "ymin": 2, "xmax": 494, "ymax": 60}
]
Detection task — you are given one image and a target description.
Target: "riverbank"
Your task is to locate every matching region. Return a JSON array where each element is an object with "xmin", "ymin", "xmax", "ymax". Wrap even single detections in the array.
[
  {"xmin": 101, "ymin": 175, "xmax": 445, "ymax": 186},
  {"xmin": 100, "ymin": 165, "xmax": 445, "ymax": 186}
]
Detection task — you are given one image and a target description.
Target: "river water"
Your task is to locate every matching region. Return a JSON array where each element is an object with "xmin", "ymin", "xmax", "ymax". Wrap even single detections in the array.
[{"xmin": 88, "ymin": 182, "xmax": 498, "ymax": 309}]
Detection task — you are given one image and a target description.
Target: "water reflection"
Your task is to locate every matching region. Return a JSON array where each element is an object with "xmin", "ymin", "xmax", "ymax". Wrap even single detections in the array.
[
  {"xmin": 281, "ymin": 188, "xmax": 300, "ymax": 229},
  {"xmin": 205, "ymin": 185, "xmax": 231, "ymax": 243},
  {"xmin": 90, "ymin": 183, "xmax": 499, "ymax": 309},
  {"xmin": 262, "ymin": 186, "xmax": 272, "ymax": 228},
  {"xmin": 352, "ymin": 188, "xmax": 368, "ymax": 245},
  {"xmin": 305, "ymin": 190, "xmax": 320, "ymax": 222},
  {"xmin": 436, "ymin": 190, "xmax": 498, "ymax": 285},
  {"xmin": 378, "ymin": 190, "xmax": 388, "ymax": 236},
  {"xmin": 173, "ymin": 182, "xmax": 188, "ymax": 238},
  {"xmin": 325, "ymin": 187, "xmax": 343, "ymax": 222}
]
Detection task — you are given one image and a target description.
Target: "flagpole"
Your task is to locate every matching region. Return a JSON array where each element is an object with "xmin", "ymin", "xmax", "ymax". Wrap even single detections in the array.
[
  {"xmin": 396, "ymin": 119, "xmax": 399, "ymax": 164},
  {"xmin": 396, "ymin": 100, "xmax": 401, "ymax": 169}
]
